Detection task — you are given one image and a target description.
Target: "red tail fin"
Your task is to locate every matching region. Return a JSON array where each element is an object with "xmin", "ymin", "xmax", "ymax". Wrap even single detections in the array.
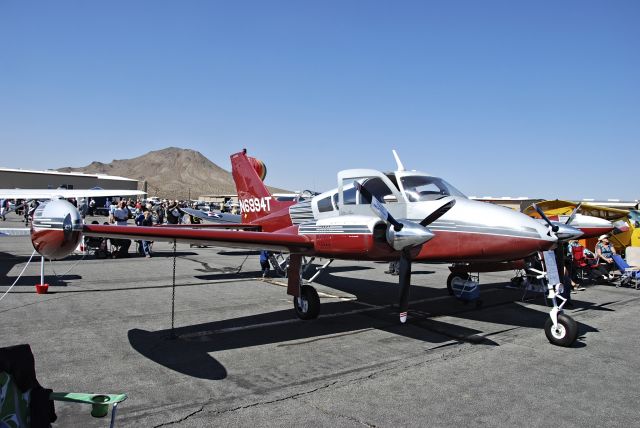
[{"xmin": 230, "ymin": 150, "xmax": 289, "ymax": 224}]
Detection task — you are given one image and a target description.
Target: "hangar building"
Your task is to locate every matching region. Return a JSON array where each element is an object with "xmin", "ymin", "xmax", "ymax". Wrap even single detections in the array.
[{"xmin": 0, "ymin": 168, "xmax": 139, "ymax": 191}]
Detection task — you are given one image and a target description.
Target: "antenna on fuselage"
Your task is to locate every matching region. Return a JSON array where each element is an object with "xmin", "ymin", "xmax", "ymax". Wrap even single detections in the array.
[{"xmin": 392, "ymin": 150, "xmax": 405, "ymax": 171}]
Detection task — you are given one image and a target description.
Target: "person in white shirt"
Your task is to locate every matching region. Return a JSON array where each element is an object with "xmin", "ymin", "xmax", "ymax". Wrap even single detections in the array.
[{"xmin": 112, "ymin": 201, "xmax": 131, "ymax": 257}]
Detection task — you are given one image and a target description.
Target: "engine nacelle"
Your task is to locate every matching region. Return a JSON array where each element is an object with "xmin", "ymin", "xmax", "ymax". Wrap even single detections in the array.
[{"xmin": 30, "ymin": 199, "xmax": 84, "ymax": 260}]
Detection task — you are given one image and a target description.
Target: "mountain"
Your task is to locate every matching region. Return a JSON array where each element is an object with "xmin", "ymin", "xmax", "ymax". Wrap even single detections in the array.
[{"xmin": 56, "ymin": 147, "xmax": 288, "ymax": 200}]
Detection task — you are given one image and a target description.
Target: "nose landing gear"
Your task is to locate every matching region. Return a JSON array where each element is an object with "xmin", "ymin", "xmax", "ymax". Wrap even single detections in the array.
[{"xmin": 544, "ymin": 282, "xmax": 578, "ymax": 347}]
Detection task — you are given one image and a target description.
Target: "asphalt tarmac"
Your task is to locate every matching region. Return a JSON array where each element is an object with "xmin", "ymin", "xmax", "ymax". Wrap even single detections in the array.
[{"xmin": 1, "ymin": 214, "xmax": 639, "ymax": 427}]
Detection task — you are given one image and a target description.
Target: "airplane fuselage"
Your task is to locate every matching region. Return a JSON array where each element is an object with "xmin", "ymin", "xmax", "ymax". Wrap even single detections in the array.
[{"xmin": 242, "ymin": 169, "xmax": 558, "ymax": 263}]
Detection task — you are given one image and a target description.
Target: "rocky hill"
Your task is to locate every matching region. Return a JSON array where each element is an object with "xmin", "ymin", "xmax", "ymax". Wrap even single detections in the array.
[{"xmin": 57, "ymin": 147, "xmax": 288, "ymax": 200}]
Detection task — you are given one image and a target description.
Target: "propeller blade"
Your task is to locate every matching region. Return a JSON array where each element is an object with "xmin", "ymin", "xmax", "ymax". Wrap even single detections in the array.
[
  {"xmin": 565, "ymin": 203, "xmax": 582, "ymax": 225},
  {"xmin": 398, "ymin": 249, "xmax": 412, "ymax": 323},
  {"xmin": 356, "ymin": 182, "xmax": 403, "ymax": 231},
  {"xmin": 532, "ymin": 203, "xmax": 559, "ymax": 233},
  {"xmin": 419, "ymin": 199, "xmax": 456, "ymax": 227}
]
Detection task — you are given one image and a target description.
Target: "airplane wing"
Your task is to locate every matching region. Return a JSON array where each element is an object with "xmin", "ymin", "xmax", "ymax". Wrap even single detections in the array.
[
  {"xmin": 523, "ymin": 199, "xmax": 629, "ymax": 221},
  {"xmin": 0, "ymin": 228, "xmax": 30, "ymax": 237},
  {"xmin": 0, "ymin": 188, "xmax": 146, "ymax": 200},
  {"xmin": 83, "ymin": 224, "xmax": 313, "ymax": 253},
  {"xmin": 179, "ymin": 207, "xmax": 242, "ymax": 224}
]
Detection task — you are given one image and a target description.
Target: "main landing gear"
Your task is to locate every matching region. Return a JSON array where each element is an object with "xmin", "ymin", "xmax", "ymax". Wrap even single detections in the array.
[
  {"xmin": 287, "ymin": 254, "xmax": 321, "ymax": 320},
  {"xmin": 293, "ymin": 284, "xmax": 320, "ymax": 320}
]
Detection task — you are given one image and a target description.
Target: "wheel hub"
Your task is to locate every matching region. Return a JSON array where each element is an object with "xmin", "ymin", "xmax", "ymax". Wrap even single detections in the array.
[
  {"xmin": 297, "ymin": 297, "xmax": 308, "ymax": 313},
  {"xmin": 551, "ymin": 324, "xmax": 566, "ymax": 339}
]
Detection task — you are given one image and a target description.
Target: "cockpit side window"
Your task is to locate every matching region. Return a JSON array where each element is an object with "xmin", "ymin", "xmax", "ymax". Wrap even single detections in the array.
[
  {"xmin": 343, "ymin": 185, "xmax": 357, "ymax": 205},
  {"xmin": 317, "ymin": 196, "xmax": 334, "ymax": 212},
  {"xmin": 400, "ymin": 176, "xmax": 467, "ymax": 202},
  {"xmin": 342, "ymin": 177, "xmax": 396, "ymax": 205}
]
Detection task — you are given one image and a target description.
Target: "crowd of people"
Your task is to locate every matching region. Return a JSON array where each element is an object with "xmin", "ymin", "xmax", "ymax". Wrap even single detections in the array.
[{"xmin": 88, "ymin": 198, "xmax": 201, "ymax": 259}]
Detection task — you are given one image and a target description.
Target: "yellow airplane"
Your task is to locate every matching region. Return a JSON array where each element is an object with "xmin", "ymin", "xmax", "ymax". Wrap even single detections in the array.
[{"xmin": 523, "ymin": 200, "xmax": 640, "ymax": 254}]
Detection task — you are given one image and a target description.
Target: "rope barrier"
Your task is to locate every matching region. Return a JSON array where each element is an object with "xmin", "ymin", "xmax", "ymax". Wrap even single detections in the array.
[
  {"xmin": 0, "ymin": 250, "xmax": 37, "ymax": 303},
  {"xmin": 49, "ymin": 254, "xmax": 86, "ymax": 279}
]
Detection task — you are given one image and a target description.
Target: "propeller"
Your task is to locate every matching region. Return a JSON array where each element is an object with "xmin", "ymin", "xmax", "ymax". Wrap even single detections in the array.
[
  {"xmin": 420, "ymin": 199, "xmax": 456, "ymax": 227},
  {"xmin": 356, "ymin": 181, "xmax": 456, "ymax": 323},
  {"xmin": 565, "ymin": 203, "xmax": 582, "ymax": 225},
  {"xmin": 532, "ymin": 203, "xmax": 583, "ymax": 241},
  {"xmin": 532, "ymin": 203, "xmax": 559, "ymax": 234},
  {"xmin": 356, "ymin": 182, "xmax": 403, "ymax": 231}
]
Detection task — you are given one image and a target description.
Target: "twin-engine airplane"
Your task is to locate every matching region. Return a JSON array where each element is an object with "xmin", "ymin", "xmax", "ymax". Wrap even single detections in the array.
[{"xmin": 28, "ymin": 150, "xmax": 581, "ymax": 345}]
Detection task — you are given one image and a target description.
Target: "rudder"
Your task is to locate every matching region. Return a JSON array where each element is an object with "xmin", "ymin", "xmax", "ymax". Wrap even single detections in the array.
[{"xmin": 230, "ymin": 150, "xmax": 287, "ymax": 223}]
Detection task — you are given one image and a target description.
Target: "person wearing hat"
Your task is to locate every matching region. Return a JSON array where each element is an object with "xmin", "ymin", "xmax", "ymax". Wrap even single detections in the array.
[{"xmin": 595, "ymin": 235, "xmax": 617, "ymax": 279}]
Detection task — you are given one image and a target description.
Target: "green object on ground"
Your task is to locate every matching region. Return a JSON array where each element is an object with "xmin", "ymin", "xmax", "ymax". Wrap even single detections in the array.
[{"xmin": 49, "ymin": 392, "xmax": 127, "ymax": 418}]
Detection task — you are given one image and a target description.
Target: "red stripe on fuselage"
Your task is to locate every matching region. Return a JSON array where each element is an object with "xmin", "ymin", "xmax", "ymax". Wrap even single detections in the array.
[{"xmin": 304, "ymin": 229, "xmax": 554, "ymax": 263}]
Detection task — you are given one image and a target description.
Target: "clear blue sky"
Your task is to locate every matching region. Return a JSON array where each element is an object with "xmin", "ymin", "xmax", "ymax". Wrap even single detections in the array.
[{"xmin": 1, "ymin": 1, "xmax": 638, "ymax": 200}]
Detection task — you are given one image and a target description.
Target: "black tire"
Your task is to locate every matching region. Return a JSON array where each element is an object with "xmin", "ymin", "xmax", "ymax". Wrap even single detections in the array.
[
  {"xmin": 544, "ymin": 313, "xmax": 578, "ymax": 347},
  {"xmin": 293, "ymin": 285, "xmax": 320, "ymax": 320},
  {"xmin": 447, "ymin": 272, "xmax": 469, "ymax": 296}
]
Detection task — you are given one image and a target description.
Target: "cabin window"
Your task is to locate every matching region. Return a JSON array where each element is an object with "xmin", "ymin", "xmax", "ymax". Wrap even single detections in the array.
[
  {"xmin": 361, "ymin": 177, "xmax": 395, "ymax": 203},
  {"xmin": 317, "ymin": 196, "xmax": 334, "ymax": 212}
]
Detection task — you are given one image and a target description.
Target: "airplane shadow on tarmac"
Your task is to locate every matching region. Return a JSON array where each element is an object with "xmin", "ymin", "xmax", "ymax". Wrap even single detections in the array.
[
  {"xmin": 127, "ymin": 270, "xmax": 600, "ymax": 380},
  {"xmin": 0, "ymin": 251, "xmax": 81, "ymax": 288}
]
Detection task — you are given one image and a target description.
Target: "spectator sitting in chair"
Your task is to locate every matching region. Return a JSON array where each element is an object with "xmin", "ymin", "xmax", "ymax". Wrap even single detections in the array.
[{"xmin": 595, "ymin": 235, "xmax": 616, "ymax": 280}]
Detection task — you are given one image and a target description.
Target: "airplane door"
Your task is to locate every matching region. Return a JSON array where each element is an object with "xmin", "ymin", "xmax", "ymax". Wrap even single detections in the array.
[{"xmin": 337, "ymin": 169, "xmax": 406, "ymax": 220}]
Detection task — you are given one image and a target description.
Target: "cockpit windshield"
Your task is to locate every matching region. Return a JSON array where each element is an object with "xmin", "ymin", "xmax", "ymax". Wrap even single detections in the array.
[
  {"xmin": 400, "ymin": 175, "xmax": 467, "ymax": 202},
  {"xmin": 629, "ymin": 210, "xmax": 640, "ymax": 225}
]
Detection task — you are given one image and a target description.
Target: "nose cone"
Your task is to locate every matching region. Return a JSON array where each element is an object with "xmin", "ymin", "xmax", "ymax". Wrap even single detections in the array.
[
  {"xmin": 551, "ymin": 222, "xmax": 584, "ymax": 241},
  {"xmin": 387, "ymin": 221, "xmax": 435, "ymax": 251}
]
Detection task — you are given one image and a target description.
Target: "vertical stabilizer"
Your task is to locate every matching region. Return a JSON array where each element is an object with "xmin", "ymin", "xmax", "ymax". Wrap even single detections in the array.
[{"xmin": 230, "ymin": 150, "xmax": 288, "ymax": 224}]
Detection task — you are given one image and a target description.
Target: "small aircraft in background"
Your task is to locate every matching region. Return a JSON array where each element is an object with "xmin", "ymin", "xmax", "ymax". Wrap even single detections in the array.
[
  {"xmin": 27, "ymin": 150, "xmax": 581, "ymax": 346},
  {"xmin": 179, "ymin": 207, "xmax": 241, "ymax": 224}
]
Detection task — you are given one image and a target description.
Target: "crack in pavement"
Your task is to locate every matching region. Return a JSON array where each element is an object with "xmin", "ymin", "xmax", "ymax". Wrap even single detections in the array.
[
  {"xmin": 297, "ymin": 397, "xmax": 378, "ymax": 427},
  {"xmin": 158, "ymin": 345, "xmax": 475, "ymax": 424},
  {"xmin": 153, "ymin": 405, "xmax": 205, "ymax": 427}
]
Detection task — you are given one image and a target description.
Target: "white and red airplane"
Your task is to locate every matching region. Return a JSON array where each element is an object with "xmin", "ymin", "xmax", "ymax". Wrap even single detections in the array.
[{"xmin": 28, "ymin": 150, "xmax": 582, "ymax": 345}]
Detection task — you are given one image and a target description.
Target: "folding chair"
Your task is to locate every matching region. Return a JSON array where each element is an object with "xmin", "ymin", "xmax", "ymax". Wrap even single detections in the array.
[
  {"xmin": 612, "ymin": 255, "xmax": 640, "ymax": 289},
  {"xmin": 571, "ymin": 245, "xmax": 600, "ymax": 282}
]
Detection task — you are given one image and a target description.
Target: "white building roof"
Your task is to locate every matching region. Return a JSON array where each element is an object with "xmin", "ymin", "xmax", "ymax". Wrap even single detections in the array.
[{"xmin": 0, "ymin": 167, "xmax": 137, "ymax": 182}]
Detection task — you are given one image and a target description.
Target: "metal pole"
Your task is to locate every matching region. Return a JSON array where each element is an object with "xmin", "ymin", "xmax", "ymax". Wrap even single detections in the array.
[
  {"xmin": 40, "ymin": 256, "xmax": 45, "ymax": 285},
  {"xmin": 169, "ymin": 239, "xmax": 177, "ymax": 339}
]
